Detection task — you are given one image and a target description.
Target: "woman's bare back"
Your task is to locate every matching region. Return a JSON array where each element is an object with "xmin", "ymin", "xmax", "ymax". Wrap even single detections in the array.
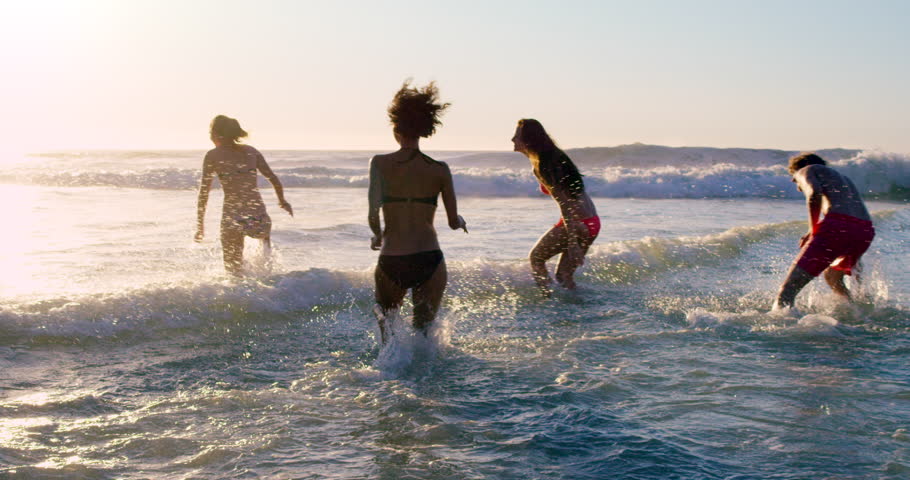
[
  {"xmin": 372, "ymin": 149, "xmax": 449, "ymax": 254},
  {"xmin": 207, "ymin": 145, "xmax": 267, "ymax": 215}
]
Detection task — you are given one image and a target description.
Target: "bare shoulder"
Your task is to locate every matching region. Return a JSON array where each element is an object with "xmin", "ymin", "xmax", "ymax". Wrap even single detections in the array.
[
  {"xmin": 429, "ymin": 160, "xmax": 452, "ymax": 187},
  {"xmin": 369, "ymin": 152, "xmax": 394, "ymax": 169},
  {"xmin": 433, "ymin": 159, "xmax": 452, "ymax": 173},
  {"xmin": 808, "ymin": 163, "xmax": 846, "ymax": 184},
  {"xmin": 204, "ymin": 148, "xmax": 222, "ymax": 162},
  {"xmin": 804, "ymin": 163, "xmax": 830, "ymax": 175},
  {"xmin": 799, "ymin": 164, "xmax": 829, "ymax": 182}
]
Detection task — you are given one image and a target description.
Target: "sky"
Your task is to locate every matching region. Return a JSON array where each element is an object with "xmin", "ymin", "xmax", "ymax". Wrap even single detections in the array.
[{"xmin": 1, "ymin": 0, "xmax": 908, "ymax": 153}]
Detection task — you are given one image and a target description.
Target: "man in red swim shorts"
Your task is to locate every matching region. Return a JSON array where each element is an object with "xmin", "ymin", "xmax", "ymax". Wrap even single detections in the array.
[{"xmin": 774, "ymin": 153, "xmax": 875, "ymax": 309}]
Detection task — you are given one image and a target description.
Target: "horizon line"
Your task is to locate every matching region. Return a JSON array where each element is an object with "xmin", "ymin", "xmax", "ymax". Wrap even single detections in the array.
[{"xmin": 19, "ymin": 143, "xmax": 872, "ymax": 155}]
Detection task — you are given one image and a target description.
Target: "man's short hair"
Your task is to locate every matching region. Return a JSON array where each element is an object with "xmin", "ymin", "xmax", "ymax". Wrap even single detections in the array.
[{"xmin": 788, "ymin": 152, "xmax": 827, "ymax": 175}]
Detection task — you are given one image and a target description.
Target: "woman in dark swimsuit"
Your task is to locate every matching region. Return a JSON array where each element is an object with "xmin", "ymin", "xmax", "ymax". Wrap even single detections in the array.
[
  {"xmin": 196, "ymin": 115, "xmax": 293, "ymax": 277},
  {"xmin": 368, "ymin": 81, "xmax": 466, "ymax": 343},
  {"xmin": 512, "ymin": 119, "xmax": 599, "ymax": 294}
]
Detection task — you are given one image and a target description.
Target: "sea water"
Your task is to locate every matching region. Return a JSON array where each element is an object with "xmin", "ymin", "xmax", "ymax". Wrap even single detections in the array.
[{"xmin": 0, "ymin": 146, "xmax": 908, "ymax": 479}]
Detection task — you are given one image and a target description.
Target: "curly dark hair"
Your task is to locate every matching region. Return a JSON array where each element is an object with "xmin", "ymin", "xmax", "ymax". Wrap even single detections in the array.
[
  {"xmin": 387, "ymin": 80, "xmax": 451, "ymax": 139},
  {"xmin": 210, "ymin": 115, "xmax": 248, "ymax": 143},
  {"xmin": 788, "ymin": 152, "xmax": 827, "ymax": 175}
]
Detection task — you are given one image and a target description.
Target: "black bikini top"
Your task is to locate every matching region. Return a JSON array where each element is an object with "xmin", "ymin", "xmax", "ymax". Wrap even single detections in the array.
[
  {"xmin": 382, "ymin": 194, "xmax": 438, "ymax": 206},
  {"xmin": 381, "ymin": 149, "xmax": 439, "ymax": 206}
]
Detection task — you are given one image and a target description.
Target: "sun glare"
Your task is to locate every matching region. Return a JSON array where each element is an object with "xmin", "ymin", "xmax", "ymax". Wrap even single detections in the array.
[
  {"xmin": 0, "ymin": 147, "xmax": 30, "ymax": 166},
  {"xmin": 0, "ymin": 185, "xmax": 45, "ymax": 296}
]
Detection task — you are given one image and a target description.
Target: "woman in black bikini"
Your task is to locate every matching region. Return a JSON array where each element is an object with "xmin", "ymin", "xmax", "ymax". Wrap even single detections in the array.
[
  {"xmin": 195, "ymin": 115, "xmax": 293, "ymax": 277},
  {"xmin": 368, "ymin": 81, "xmax": 466, "ymax": 343}
]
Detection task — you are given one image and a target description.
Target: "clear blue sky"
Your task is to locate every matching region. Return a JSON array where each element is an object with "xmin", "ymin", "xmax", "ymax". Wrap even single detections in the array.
[{"xmin": 1, "ymin": 0, "xmax": 908, "ymax": 152}]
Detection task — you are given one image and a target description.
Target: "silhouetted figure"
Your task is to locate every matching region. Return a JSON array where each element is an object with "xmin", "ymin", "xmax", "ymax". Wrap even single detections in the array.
[
  {"xmin": 774, "ymin": 152, "xmax": 874, "ymax": 309},
  {"xmin": 512, "ymin": 119, "xmax": 599, "ymax": 295},
  {"xmin": 368, "ymin": 82, "xmax": 466, "ymax": 343},
  {"xmin": 195, "ymin": 115, "xmax": 292, "ymax": 277}
]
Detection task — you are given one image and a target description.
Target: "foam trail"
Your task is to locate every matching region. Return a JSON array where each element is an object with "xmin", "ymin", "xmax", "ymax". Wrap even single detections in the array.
[
  {"xmin": 685, "ymin": 307, "xmax": 844, "ymax": 337},
  {"xmin": 372, "ymin": 309, "xmax": 449, "ymax": 380}
]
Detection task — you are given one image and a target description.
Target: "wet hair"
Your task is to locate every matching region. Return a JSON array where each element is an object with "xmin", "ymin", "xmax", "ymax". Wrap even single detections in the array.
[
  {"xmin": 387, "ymin": 81, "xmax": 450, "ymax": 139},
  {"xmin": 517, "ymin": 119, "xmax": 585, "ymax": 198},
  {"xmin": 515, "ymin": 118, "xmax": 559, "ymax": 155},
  {"xmin": 788, "ymin": 152, "xmax": 827, "ymax": 175},
  {"xmin": 210, "ymin": 115, "xmax": 248, "ymax": 143}
]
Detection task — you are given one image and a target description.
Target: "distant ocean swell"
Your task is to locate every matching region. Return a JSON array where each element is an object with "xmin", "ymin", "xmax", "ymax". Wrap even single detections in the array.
[
  {"xmin": 3, "ymin": 148, "xmax": 909, "ymax": 199},
  {"xmin": 2, "ymin": 211, "xmax": 901, "ymax": 345},
  {"xmin": 0, "ymin": 167, "xmax": 367, "ymax": 191}
]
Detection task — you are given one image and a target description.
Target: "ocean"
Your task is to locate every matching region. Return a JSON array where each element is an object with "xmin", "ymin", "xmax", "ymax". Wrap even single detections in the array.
[{"xmin": 1, "ymin": 145, "xmax": 908, "ymax": 479}]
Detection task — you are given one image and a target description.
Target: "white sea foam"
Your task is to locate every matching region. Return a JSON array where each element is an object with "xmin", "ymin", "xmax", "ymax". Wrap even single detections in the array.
[
  {"xmin": 0, "ymin": 208, "xmax": 902, "ymax": 343},
  {"xmin": 5, "ymin": 147, "xmax": 907, "ymax": 199},
  {"xmin": 580, "ymin": 220, "xmax": 800, "ymax": 284},
  {"xmin": 0, "ymin": 269, "xmax": 371, "ymax": 341},
  {"xmin": 686, "ymin": 307, "xmax": 843, "ymax": 337}
]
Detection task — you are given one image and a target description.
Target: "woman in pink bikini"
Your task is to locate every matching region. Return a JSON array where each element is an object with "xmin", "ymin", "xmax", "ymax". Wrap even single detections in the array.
[
  {"xmin": 512, "ymin": 119, "xmax": 600, "ymax": 294},
  {"xmin": 195, "ymin": 115, "xmax": 293, "ymax": 277}
]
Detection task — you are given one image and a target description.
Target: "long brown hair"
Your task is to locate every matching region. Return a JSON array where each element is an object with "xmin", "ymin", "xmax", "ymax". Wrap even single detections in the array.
[
  {"xmin": 517, "ymin": 119, "xmax": 585, "ymax": 198},
  {"xmin": 516, "ymin": 119, "xmax": 558, "ymax": 155}
]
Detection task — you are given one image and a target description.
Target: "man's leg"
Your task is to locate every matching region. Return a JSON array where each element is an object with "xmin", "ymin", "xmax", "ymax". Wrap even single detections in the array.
[
  {"xmin": 823, "ymin": 268, "xmax": 851, "ymax": 301},
  {"xmin": 775, "ymin": 263, "xmax": 815, "ymax": 309}
]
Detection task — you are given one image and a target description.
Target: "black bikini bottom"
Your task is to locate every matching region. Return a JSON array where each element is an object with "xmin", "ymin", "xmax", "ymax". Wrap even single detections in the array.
[{"xmin": 378, "ymin": 250, "xmax": 444, "ymax": 290}]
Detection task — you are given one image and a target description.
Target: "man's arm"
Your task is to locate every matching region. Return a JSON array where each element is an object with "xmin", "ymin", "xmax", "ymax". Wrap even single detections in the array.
[{"xmin": 797, "ymin": 167, "xmax": 823, "ymax": 235}]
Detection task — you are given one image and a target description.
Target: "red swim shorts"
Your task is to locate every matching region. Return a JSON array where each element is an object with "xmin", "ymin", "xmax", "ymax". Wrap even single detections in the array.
[{"xmin": 795, "ymin": 212, "xmax": 875, "ymax": 277}]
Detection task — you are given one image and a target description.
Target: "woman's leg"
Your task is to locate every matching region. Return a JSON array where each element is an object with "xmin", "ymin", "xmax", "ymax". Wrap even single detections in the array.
[
  {"xmin": 259, "ymin": 215, "xmax": 273, "ymax": 261},
  {"xmin": 374, "ymin": 264, "xmax": 407, "ymax": 344},
  {"xmin": 221, "ymin": 227, "xmax": 245, "ymax": 277},
  {"xmin": 555, "ymin": 222, "xmax": 594, "ymax": 289},
  {"xmin": 412, "ymin": 261, "xmax": 448, "ymax": 335},
  {"xmin": 261, "ymin": 235, "xmax": 272, "ymax": 260},
  {"xmin": 529, "ymin": 225, "xmax": 569, "ymax": 294}
]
